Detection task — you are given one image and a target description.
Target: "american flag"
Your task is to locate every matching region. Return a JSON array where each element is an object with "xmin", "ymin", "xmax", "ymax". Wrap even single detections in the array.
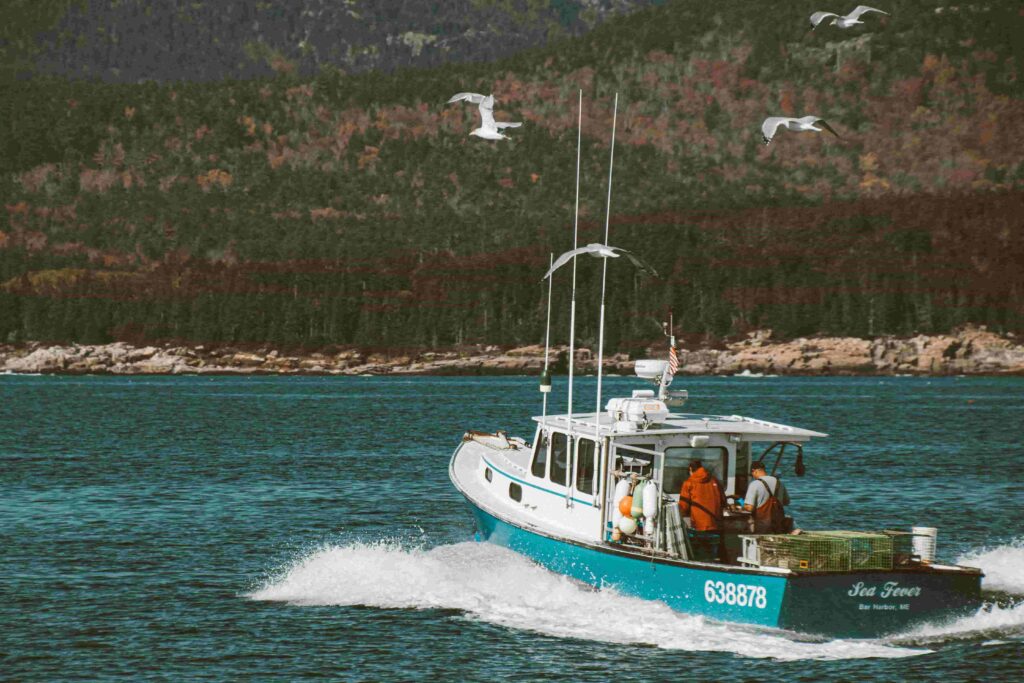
[{"xmin": 667, "ymin": 339, "xmax": 679, "ymax": 376}]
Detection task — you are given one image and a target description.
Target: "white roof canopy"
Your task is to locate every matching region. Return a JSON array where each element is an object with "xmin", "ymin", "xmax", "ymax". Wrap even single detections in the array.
[{"xmin": 534, "ymin": 411, "xmax": 827, "ymax": 441}]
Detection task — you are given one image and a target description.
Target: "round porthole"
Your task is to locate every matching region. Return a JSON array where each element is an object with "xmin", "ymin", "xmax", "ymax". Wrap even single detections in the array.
[
  {"xmin": 484, "ymin": 467, "xmax": 493, "ymax": 482},
  {"xmin": 508, "ymin": 483, "xmax": 522, "ymax": 502}
]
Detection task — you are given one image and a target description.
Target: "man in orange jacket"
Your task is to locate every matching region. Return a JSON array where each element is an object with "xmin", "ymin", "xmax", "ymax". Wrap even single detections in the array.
[{"xmin": 679, "ymin": 459, "xmax": 727, "ymax": 561}]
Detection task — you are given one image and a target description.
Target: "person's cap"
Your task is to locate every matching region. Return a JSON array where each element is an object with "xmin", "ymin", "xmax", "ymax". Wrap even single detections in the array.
[{"xmin": 750, "ymin": 461, "xmax": 766, "ymax": 473}]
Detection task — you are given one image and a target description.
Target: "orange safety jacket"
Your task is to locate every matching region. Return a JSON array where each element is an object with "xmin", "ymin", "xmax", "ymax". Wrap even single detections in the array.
[{"xmin": 679, "ymin": 467, "xmax": 726, "ymax": 532}]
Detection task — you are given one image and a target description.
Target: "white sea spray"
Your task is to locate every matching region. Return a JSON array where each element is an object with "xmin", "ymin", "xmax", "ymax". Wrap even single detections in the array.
[
  {"xmin": 958, "ymin": 539, "xmax": 1024, "ymax": 594},
  {"xmin": 249, "ymin": 540, "xmax": 924, "ymax": 661}
]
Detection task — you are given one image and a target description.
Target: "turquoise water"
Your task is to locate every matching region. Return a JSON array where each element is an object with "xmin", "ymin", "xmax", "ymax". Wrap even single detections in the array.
[{"xmin": 2, "ymin": 374, "xmax": 1022, "ymax": 681}]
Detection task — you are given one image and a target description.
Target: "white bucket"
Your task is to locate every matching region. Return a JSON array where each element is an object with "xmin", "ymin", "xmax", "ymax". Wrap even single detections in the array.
[{"xmin": 911, "ymin": 526, "xmax": 938, "ymax": 563}]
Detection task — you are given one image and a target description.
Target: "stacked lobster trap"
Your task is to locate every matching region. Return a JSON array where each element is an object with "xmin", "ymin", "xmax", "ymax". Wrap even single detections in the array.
[{"xmin": 739, "ymin": 529, "xmax": 928, "ymax": 572}]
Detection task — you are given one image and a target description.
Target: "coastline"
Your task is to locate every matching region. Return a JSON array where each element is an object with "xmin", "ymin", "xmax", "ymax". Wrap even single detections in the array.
[{"xmin": 2, "ymin": 327, "xmax": 1021, "ymax": 377}]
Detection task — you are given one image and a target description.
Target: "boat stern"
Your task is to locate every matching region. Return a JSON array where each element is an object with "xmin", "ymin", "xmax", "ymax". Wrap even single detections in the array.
[{"xmin": 778, "ymin": 566, "xmax": 983, "ymax": 637}]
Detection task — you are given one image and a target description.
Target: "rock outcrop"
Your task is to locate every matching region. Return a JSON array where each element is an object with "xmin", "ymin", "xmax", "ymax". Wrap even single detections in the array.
[{"xmin": 1, "ymin": 327, "xmax": 1021, "ymax": 376}]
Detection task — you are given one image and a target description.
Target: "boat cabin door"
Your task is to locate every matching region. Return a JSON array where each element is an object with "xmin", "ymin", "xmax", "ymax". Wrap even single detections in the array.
[{"xmin": 572, "ymin": 434, "xmax": 600, "ymax": 506}]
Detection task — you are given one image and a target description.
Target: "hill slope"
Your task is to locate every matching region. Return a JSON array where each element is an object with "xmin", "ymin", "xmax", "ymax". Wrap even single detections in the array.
[
  {"xmin": 4, "ymin": 0, "xmax": 655, "ymax": 82},
  {"xmin": 1, "ymin": 0, "xmax": 1022, "ymax": 350}
]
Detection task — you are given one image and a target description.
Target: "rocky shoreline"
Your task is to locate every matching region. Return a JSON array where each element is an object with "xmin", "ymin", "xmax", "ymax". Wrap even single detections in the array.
[{"xmin": 1, "ymin": 327, "xmax": 1022, "ymax": 377}]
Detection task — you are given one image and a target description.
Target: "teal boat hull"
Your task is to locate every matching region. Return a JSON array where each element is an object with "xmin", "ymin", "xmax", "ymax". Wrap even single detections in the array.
[{"xmin": 464, "ymin": 499, "xmax": 982, "ymax": 637}]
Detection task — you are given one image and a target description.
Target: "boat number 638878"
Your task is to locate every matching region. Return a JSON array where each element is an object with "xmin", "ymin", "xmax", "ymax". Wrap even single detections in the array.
[{"xmin": 704, "ymin": 580, "xmax": 768, "ymax": 609}]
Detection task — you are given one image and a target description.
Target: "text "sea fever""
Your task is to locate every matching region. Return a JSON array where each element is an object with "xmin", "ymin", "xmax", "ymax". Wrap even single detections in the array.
[{"xmin": 848, "ymin": 581, "xmax": 922, "ymax": 598}]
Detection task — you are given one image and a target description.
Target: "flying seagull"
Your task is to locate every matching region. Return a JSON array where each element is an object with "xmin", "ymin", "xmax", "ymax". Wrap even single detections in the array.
[
  {"xmin": 446, "ymin": 92, "xmax": 522, "ymax": 140},
  {"xmin": 810, "ymin": 5, "xmax": 888, "ymax": 29},
  {"xmin": 542, "ymin": 243, "xmax": 659, "ymax": 281},
  {"xmin": 761, "ymin": 116, "xmax": 841, "ymax": 145}
]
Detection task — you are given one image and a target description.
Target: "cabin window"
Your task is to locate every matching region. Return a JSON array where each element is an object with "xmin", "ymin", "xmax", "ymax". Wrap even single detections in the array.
[
  {"xmin": 549, "ymin": 432, "xmax": 573, "ymax": 486},
  {"xmin": 509, "ymin": 482, "xmax": 522, "ymax": 501},
  {"xmin": 530, "ymin": 433, "xmax": 549, "ymax": 478},
  {"xmin": 663, "ymin": 447, "xmax": 728, "ymax": 494},
  {"xmin": 484, "ymin": 467, "xmax": 493, "ymax": 482},
  {"xmin": 734, "ymin": 442, "xmax": 750, "ymax": 497},
  {"xmin": 615, "ymin": 443, "xmax": 655, "ymax": 478},
  {"xmin": 576, "ymin": 438, "xmax": 597, "ymax": 495}
]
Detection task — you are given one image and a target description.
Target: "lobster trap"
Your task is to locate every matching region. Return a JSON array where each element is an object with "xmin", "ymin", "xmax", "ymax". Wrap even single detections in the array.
[
  {"xmin": 740, "ymin": 531, "xmax": 895, "ymax": 572},
  {"xmin": 881, "ymin": 530, "xmax": 917, "ymax": 567}
]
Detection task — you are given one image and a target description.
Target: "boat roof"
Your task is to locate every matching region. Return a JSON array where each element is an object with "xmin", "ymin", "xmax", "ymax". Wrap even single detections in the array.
[{"xmin": 533, "ymin": 411, "xmax": 827, "ymax": 440}]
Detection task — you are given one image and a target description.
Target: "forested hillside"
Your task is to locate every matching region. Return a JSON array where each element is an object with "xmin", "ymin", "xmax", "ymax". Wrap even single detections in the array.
[
  {"xmin": 4, "ymin": 0, "xmax": 654, "ymax": 82},
  {"xmin": 1, "ymin": 0, "xmax": 1022, "ymax": 353}
]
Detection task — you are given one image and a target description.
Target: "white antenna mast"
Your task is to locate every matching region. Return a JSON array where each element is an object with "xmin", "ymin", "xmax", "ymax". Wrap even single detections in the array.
[
  {"xmin": 562, "ymin": 89, "xmax": 584, "ymax": 509},
  {"xmin": 594, "ymin": 93, "xmax": 618, "ymax": 438},
  {"xmin": 566, "ymin": 89, "xmax": 582, "ymax": 438},
  {"xmin": 540, "ymin": 252, "xmax": 554, "ymax": 423}
]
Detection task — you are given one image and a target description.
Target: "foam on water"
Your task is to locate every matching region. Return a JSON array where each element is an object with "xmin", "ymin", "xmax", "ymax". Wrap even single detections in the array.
[
  {"xmin": 881, "ymin": 539, "xmax": 1024, "ymax": 645},
  {"xmin": 895, "ymin": 601, "xmax": 1024, "ymax": 642},
  {"xmin": 957, "ymin": 539, "xmax": 1024, "ymax": 595},
  {"xmin": 249, "ymin": 541, "xmax": 923, "ymax": 660}
]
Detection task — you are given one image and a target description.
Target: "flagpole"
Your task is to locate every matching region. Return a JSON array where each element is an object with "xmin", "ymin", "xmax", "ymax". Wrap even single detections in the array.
[{"xmin": 661, "ymin": 311, "xmax": 677, "ymax": 401}]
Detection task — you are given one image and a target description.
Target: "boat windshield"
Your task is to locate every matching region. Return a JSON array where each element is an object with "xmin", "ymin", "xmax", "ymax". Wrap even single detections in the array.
[{"xmin": 663, "ymin": 446, "xmax": 727, "ymax": 494}]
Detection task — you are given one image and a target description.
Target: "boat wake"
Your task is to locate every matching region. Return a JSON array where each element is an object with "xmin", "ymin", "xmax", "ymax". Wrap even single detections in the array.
[
  {"xmin": 250, "ymin": 539, "xmax": 1024, "ymax": 657},
  {"xmin": 883, "ymin": 541, "xmax": 1024, "ymax": 646},
  {"xmin": 249, "ymin": 540, "xmax": 924, "ymax": 660},
  {"xmin": 889, "ymin": 600, "xmax": 1024, "ymax": 645},
  {"xmin": 957, "ymin": 540, "xmax": 1024, "ymax": 595}
]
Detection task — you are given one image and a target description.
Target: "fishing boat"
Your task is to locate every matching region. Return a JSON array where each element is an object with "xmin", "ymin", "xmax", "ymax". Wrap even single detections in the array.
[
  {"xmin": 448, "ymin": 363, "xmax": 983, "ymax": 637},
  {"xmin": 449, "ymin": 92, "xmax": 981, "ymax": 636}
]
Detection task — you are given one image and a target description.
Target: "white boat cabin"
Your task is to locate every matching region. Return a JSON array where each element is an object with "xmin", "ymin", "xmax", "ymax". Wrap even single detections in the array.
[{"xmin": 464, "ymin": 398, "xmax": 826, "ymax": 556}]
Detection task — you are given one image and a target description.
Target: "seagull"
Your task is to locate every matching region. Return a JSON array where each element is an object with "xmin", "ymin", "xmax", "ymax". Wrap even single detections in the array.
[
  {"xmin": 810, "ymin": 5, "xmax": 888, "ymax": 29},
  {"xmin": 542, "ymin": 243, "xmax": 659, "ymax": 281},
  {"xmin": 761, "ymin": 116, "xmax": 841, "ymax": 145},
  {"xmin": 446, "ymin": 92, "xmax": 522, "ymax": 140}
]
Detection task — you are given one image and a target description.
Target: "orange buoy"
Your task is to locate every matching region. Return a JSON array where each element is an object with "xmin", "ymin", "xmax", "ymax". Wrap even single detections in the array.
[{"xmin": 618, "ymin": 495, "xmax": 633, "ymax": 516}]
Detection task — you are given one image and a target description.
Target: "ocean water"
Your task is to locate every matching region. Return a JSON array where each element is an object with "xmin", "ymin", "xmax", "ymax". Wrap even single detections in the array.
[{"xmin": 1, "ymin": 374, "xmax": 1022, "ymax": 681}]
